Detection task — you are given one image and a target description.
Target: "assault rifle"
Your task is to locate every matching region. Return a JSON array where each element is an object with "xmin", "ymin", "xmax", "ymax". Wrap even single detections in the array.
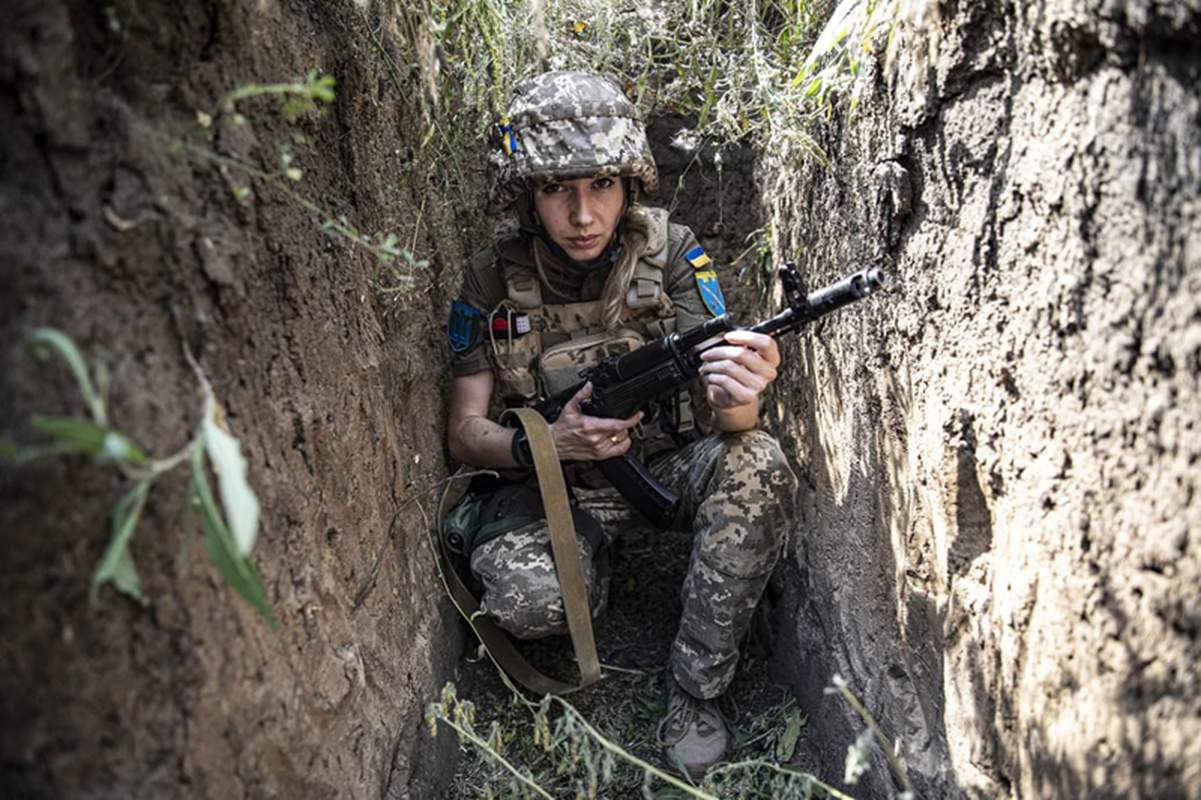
[{"xmin": 532, "ymin": 262, "xmax": 888, "ymax": 529}]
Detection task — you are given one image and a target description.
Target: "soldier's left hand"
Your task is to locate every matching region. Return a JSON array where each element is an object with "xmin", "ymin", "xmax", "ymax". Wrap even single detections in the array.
[{"xmin": 698, "ymin": 330, "xmax": 780, "ymax": 410}]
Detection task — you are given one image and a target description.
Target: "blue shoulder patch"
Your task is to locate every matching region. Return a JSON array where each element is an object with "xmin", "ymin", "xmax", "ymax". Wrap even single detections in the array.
[
  {"xmin": 446, "ymin": 300, "xmax": 483, "ymax": 353},
  {"xmin": 695, "ymin": 270, "xmax": 726, "ymax": 317}
]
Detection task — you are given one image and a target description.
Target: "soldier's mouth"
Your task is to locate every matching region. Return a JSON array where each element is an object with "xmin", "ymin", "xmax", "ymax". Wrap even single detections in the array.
[{"xmin": 568, "ymin": 235, "xmax": 601, "ymax": 250}]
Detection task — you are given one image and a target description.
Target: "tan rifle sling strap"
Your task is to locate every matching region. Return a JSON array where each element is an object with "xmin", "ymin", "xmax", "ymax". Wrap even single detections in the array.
[{"xmin": 435, "ymin": 408, "xmax": 600, "ymax": 695}]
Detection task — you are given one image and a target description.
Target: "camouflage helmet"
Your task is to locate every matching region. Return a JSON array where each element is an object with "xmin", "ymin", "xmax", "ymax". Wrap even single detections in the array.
[{"xmin": 487, "ymin": 71, "xmax": 659, "ymax": 215}]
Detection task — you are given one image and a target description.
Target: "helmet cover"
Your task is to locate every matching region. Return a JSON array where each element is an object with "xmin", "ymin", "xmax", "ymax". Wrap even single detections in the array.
[{"xmin": 487, "ymin": 71, "xmax": 659, "ymax": 215}]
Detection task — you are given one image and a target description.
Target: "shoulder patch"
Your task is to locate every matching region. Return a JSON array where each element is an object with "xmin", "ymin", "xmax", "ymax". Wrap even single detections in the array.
[
  {"xmin": 695, "ymin": 270, "xmax": 726, "ymax": 317},
  {"xmin": 446, "ymin": 300, "xmax": 483, "ymax": 353},
  {"xmin": 685, "ymin": 246, "xmax": 712, "ymax": 268}
]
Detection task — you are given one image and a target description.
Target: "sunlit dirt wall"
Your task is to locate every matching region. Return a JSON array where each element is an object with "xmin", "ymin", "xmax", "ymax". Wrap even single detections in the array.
[{"xmin": 763, "ymin": 1, "xmax": 1200, "ymax": 797}]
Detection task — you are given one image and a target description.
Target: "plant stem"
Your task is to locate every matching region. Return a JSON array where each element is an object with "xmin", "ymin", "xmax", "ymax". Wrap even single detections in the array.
[
  {"xmin": 833, "ymin": 679, "xmax": 915, "ymax": 796},
  {"xmin": 433, "ymin": 714, "xmax": 555, "ymax": 800},
  {"xmin": 548, "ymin": 696, "xmax": 720, "ymax": 799},
  {"xmin": 709, "ymin": 758, "xmax": 858, "ymax": 799}
]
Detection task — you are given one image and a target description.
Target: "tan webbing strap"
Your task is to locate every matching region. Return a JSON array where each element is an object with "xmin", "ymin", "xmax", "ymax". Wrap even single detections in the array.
[
  {"xmin": 436, "ymin": 470, "xmax": 582, "ymax": 696},
  {"xmin": 504, "ymin": 407, "xmax": 601, "ymax": 689}
]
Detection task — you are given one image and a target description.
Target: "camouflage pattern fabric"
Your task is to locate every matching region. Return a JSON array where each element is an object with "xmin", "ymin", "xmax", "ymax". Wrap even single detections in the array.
[
  {"xmin": 470, "ymin": 499, "xmax": 619, "ymax": 639},
  {"xmin": 468, "ymin": 429, "xmax": 797, "ymax": 697},
  {"xmin": 650, "ymin": 430, "xmax": 797, "ymax": 699},
  {"xmin": 488, "ymin": 71, "xmax": 659, "ymax": 215}
]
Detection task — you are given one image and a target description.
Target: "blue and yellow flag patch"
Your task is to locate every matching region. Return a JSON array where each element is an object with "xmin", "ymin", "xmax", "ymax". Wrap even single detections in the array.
[
  {"xmin": 497, "ymin": 116, "xmax": 518, "ymax": 156},
  {"xmin": 446, "ymin": 300, "xmax": 483, "ymax": 352},
  {"xmin": 685, "ymin": 246, "xmax": 711, "ymax": 268}
]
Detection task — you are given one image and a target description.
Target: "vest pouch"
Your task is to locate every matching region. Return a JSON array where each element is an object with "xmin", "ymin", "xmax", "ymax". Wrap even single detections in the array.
[
  {"xmin": 441, "ymin": 493, "xmax": 483, "ymax": 556},
  {"xmin": 538, "ymin": 328, "xmax": 645, "ymax": 398},
  {"xmin": 473, "ymin": 483, "xmax": 549, "ymax": 551},
  {"xmin": 491, "ymin": 337, "xmax": 540, "ymax": 400},
  {"xmin": 441, "ymin": 485, "xmax": 535, "ymax": 557}
]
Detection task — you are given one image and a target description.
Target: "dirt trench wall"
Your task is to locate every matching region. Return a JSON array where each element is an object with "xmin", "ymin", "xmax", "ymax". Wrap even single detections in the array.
[
  {"xmin": 764, "ymin": 1, "xmax": 1201, "ymax": 797},
  {"xmin": 0, "ymin": 1, "xmax": 463, "ymax": 797}
]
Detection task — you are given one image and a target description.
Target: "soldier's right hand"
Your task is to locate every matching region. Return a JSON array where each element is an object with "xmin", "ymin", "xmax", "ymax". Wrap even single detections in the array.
[{"xmin": 550, "ymin": 382, "xmax": 643, "ymax": 461}]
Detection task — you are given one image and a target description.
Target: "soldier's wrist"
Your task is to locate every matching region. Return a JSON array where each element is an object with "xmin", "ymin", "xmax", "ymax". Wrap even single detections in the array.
[{"xmin": 510, "ymin": 427, "xmax": 534, "ymax": 468}]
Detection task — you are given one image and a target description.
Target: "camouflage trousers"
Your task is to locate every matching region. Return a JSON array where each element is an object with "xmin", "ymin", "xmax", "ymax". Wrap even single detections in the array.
[{"xmin": 469, "ymin": 429, "xmax": 797, "ymax": 698}]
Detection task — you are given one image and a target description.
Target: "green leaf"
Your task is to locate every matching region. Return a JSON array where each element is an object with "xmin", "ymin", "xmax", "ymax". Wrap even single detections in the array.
[
  {"xmin": 29, "ymin": 416, "xmax": 107, "ymax": 455},
  {"xmin": 776, "ymin": 703, "xmax": 804, "ymax": 762},
  {"xmin": 30, "ymin": 416, "xmax": 149, "ymax": 465},
  {"xmin": 0, "ymin": 438, "xmax": 23, "ymax": 460},
  {"xmin": 306, "ymin": 70, "xmax": 337, "ymax": 103},
  {"xmin": 190, "ymin": 446, "xmax": 276, "ymax": 629},
  {"xmin": 90, "ymin": 479, "xmax": 152, "ymax": 607},
  {"xmin": 29, "ymin": 328, "xmax": 106, "ymax": 425},
  {"xmin": 109, "ymin": 545, "xmax": 147, "ymax": 605},
  {"xmin": 201, "ymin": 408, "xmax": 260, "ymax": 557}
]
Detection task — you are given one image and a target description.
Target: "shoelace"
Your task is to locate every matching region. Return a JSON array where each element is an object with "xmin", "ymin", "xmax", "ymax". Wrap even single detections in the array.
[{"xmin": 656, "ymin": 689, "xmax": 724, "ymax": 746}]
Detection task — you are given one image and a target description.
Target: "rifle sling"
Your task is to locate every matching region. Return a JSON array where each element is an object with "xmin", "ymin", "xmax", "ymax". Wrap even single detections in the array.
[
  {"xmin": 504, "ymin": 407, "xmax": 601, "ymax": 689},
  {"xmin": 434, "ymin": 415, "xmax": 600, "ymax": 696}
]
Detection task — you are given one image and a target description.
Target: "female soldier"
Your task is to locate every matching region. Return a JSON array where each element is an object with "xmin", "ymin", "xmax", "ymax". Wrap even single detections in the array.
[{"xmin": 445, "ymin": 71, "xmax": 797, "ymax": 778}]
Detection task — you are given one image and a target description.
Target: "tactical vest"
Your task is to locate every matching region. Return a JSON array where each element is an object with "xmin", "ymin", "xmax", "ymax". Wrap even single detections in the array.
[{"xmin": 484, "ymin": 209, "xmax": 697, "ymax": 449}]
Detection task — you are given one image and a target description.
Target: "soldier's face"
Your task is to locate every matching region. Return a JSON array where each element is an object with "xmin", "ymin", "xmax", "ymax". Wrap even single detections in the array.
[{"xmin": 533, "ymin": 176, "xmax": 625, "ymax": 264}]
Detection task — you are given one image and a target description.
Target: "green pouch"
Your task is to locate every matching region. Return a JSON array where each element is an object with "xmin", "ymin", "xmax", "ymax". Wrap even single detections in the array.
[
  {"xmin": 473, "ymin": 483, "xmax": 548, "ymax": 550},
  {"xmin": 441, "ymin": 493, "xmax": 484, "ymax": 555},
  {"xmin": 440, "ymin": 481, "xmax": 604, "ymax": 557}
]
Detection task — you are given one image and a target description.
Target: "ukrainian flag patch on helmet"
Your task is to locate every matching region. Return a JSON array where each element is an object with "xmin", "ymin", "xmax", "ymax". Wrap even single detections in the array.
[
  {"xmin": 695, "ymin": 270, "xmax": 726, "ymax": 317},
  {"xmin": 447, "ymin": 300, "xmax": 483, "ymax": 352},
  {"xmin": 497, "ymin": 116, "xmax": 519, "ymax": 155},
  {"xmin": 685, "ymin": 246, "xmax": 711, "ymax": 268}
]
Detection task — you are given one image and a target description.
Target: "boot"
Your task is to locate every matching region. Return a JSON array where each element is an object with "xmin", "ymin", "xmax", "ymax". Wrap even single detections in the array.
[{"xmin": 657, "ymin": 672, "xmax": 731, "ymax": 779}]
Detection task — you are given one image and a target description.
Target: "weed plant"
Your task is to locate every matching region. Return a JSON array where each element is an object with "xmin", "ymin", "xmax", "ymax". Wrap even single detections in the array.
[
  {"xmin": 427, "ymin": 668, "xmax": 908, "ymax": 798},
  {"xmin": 176, "ymin": 69, "xmax": 432, "ymax": 300},
  {"xmin": 0, "ymin": 330, "xmax": 275, "ymax": 627}
]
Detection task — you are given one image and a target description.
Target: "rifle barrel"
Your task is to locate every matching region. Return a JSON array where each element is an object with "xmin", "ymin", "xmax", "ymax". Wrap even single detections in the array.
[{"xmin": 750, "ymin": 267, "xmax": 887, "ymax": 337}]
